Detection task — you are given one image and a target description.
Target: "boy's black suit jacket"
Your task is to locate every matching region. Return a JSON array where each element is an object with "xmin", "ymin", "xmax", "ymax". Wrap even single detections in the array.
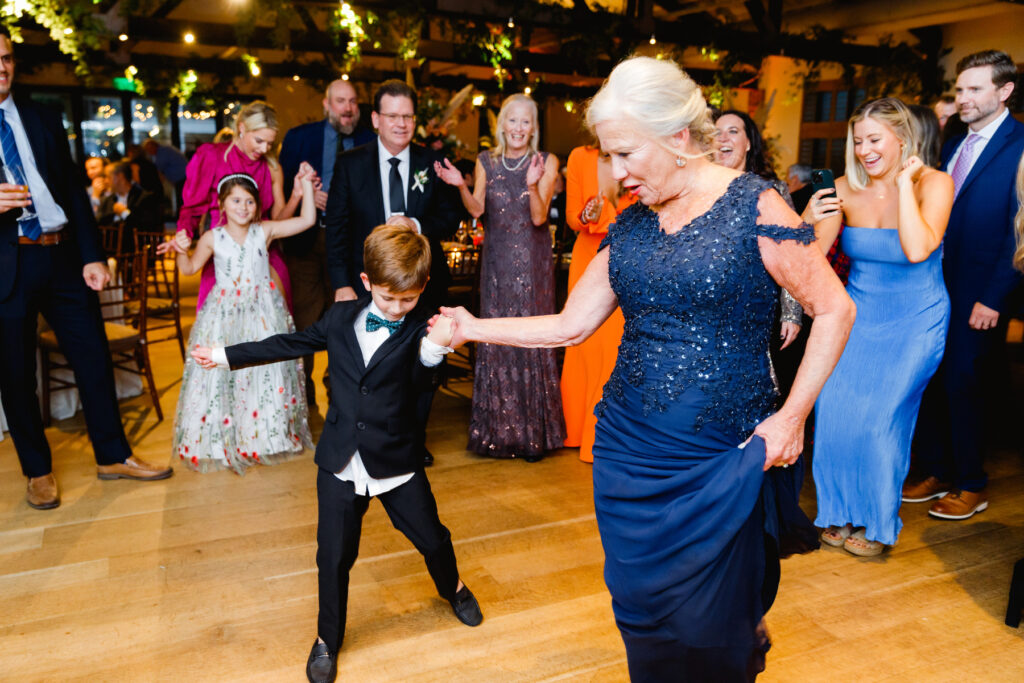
[{"xmin": 224, "ymin": 296, "xmax": 438, "ymax": 477}]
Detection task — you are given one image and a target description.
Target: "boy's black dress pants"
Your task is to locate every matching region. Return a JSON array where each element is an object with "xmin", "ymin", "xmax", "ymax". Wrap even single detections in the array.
[{"xmin": 315, "ymin": 466, "xmax": 460, "ymax": 652}]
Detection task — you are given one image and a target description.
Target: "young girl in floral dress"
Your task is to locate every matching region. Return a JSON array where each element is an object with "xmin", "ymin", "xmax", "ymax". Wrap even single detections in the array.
[{"xmin": 161, "ymin": 166, "xmax": 317, "ymax": 473}]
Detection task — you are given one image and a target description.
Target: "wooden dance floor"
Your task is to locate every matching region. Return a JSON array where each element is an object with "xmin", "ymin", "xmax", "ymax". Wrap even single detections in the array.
[{"xmin": 3, "ymin": 278, "xmax": 1024, "ymax": 681}]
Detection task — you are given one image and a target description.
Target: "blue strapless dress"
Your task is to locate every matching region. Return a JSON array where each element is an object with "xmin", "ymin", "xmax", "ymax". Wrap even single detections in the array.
[
  {"xmin": 594, "ymin": 174, "xmax": 817, "ymax": 682},
  {"xmin": 814, "ymin": 227, "xmax": 949, "ymax": 545}
]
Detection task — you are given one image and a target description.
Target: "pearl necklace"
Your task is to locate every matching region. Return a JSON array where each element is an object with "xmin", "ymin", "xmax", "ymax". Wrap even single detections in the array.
[{"xmin": 501, "ymin": 152, "xmax": 529, "ymax": 171}]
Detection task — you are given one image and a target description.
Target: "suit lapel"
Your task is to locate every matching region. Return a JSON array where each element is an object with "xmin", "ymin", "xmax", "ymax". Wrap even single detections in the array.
[
  {"xmin": 957, "ymin": 115, "xmax": 1014, "ymax": 199},
  {"xmin": 406, "ymin": 144, "xmax": 425, "ymax": 219},
  {"xmin": 339, "ymin": 300, "xmax": 369, "ymax": 371},
  {"xmin": 364, "ymin": 143, "xmax": 386, "ymax": 225}
]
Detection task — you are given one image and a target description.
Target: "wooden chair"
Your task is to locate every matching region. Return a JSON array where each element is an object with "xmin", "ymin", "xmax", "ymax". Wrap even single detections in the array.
[
  {"xmin": 134, "ymin": 230, "xmax": 186, "ymax": 359},
  {"xmin": 98, "ymin": 224, "xmax": 124, "ymax": 257},
  {"xmin": 39, "ymin": 251, "xmax": 163, "ymax": 425}
]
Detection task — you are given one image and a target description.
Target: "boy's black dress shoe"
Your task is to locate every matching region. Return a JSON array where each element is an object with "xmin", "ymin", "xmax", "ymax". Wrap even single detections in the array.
[
  {"xmin": 306, "ymin": 640, "xmax": 337, "ymax": 683},
  {"xmin": 450, "ymin": 585, "xmax": 483, "ymax": 626}
]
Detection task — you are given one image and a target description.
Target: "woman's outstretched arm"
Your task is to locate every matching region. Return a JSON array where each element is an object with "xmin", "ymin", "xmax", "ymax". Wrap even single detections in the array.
[{"xmin": 445, "ymin": 247, "xmax": 618, "ymax": 348}]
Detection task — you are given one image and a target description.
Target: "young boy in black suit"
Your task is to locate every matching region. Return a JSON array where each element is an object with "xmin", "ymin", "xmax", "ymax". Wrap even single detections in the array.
[{"xmin": 192, "ymin": 224, "xmax": 482, "ymax": 683}]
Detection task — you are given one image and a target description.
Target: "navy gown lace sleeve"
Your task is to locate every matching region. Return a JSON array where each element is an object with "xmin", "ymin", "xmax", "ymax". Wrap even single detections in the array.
[{"xmin": 591, "ymin": 173, "xmax": 817, "ymax": 682}]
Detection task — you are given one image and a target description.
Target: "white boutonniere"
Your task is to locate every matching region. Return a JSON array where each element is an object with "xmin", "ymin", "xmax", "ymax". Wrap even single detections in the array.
[{"xmin": 412, "ymin": 168, "xmax": 429, "ymax": 193}]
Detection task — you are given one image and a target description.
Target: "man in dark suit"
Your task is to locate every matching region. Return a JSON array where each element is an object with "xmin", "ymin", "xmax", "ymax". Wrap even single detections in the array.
[
  {"xmin": 279, "ymin": 79, "xmax": 375, "ymax": 411},
  {"xmin": 324, "ymin": 79, "xmax": 461, "ymax": 466},
  {"xmin": 0, "ymin": 32, "xmax": 172, "ymax": 510},
  {"xmin": 905, "ymin": 50, "xmax": 1024, "ymax": 520},
  {"xmin": 96, "ymin": 161, "xmax": 161, "ymax": 254}
]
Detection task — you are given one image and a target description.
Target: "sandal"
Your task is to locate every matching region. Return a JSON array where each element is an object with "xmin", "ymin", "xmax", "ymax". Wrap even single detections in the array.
[
  {"xmin": 843, "ymin": 528, "xmax": 885, "ymax": 557},
  {"xmin": 820, "ymin": 524, "xmax": 853, "ymax": 547}
]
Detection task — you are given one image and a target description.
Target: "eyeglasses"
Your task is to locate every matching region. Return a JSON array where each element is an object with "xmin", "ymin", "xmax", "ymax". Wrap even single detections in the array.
[{"xmin": 378, "ymin": 113, "xmax": 416, "ymax": 123}]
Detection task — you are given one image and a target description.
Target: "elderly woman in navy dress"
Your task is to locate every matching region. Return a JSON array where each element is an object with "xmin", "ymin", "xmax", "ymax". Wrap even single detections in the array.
[{"xmin": 442, "ymin": 57, "xmax": 855, "ymax": 681}]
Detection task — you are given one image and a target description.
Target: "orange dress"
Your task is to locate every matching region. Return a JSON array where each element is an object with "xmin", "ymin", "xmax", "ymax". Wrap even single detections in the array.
[{"xmin": 560, "ymin": 146, "xmax": 635, "ymax": 463}]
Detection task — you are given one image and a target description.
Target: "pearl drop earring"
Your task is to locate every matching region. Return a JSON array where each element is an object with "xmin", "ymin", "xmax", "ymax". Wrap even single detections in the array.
[{"xmin": 676, "ymin": 157, "xmax": 686, "ymax": 168}]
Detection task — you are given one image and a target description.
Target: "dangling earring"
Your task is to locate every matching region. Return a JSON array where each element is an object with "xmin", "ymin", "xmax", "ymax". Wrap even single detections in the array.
[{"xmin": 676, "ymin": 156, "xmax": 686, "ymax": 168}]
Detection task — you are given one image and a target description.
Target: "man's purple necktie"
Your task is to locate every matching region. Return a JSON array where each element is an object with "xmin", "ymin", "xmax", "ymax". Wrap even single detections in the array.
[{"xmin": 950, "ymin": 133, "xmax": 980, "ymax": 198}]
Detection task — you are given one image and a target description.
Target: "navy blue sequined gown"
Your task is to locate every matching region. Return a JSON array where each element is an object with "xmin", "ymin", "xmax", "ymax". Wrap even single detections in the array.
[{"xmin": 594, "ymin": 174, "xmax": 816, "ymax": 681}]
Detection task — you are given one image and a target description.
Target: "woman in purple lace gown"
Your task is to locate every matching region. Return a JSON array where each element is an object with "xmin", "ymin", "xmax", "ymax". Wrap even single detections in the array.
[
  {"xmin": 436, "ymin": 94, "xmax": 564, "ymax": 461},
  {"xmin": 442, "ymin": 58, "xmax": 855, "ymax": 681}
]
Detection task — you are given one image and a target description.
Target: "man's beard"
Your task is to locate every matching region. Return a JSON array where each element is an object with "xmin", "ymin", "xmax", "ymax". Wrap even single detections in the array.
[{"xmin": 328, "ymin": 111, "xmax": 357, "ymax": 135}]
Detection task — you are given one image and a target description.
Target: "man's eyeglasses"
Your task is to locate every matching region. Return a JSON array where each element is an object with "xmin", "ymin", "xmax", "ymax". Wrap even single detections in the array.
[{"xmin": 379, "ymin": 113, "xmax": 416, "ymax": 123}]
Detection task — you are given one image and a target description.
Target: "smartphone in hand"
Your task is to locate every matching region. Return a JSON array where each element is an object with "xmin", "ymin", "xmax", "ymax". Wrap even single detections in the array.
[{"xmin": 811, "ymin": 168, "xmax": 836, "ymax": 198}]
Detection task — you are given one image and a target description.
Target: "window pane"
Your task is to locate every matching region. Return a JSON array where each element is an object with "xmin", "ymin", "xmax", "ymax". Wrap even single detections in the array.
[
  {"xmin": 131, "ymin": 98, "xmax": 169, "ymax": 145},
  {"xmin": 811, "ymin": 139, "xmax": 828, "ymax": 168},
  {"xmin": 28, "ymin": 92, "xmax": 76, "ymax": 161},
  {"xmin": 177, "ymin": 102, "xmax": 219, "ymax": 157},
  {"xmin": 798, "ymin": 139, "xmax": 814, "ymax": 165},
  {"xmin": 82, "ymin": 96, "xmax": 124, "ymax": 159},
  {"xmin": 851, "ymin": 89, "xmax": 866, "ymax": 114},
  {"xmin": 802, "ymin": 93, "xmax": 817, "ymax": 123},
  {"xmin": 815, "ymin": 92, "xmax": 832, "ymax": 122},
  {"xmin": 830, "ymin": 138, "xmax": 846, "ymax": 173},
  {"xmin": 835, "ymin": 90, "xmax": 848, "ymax": 121}
]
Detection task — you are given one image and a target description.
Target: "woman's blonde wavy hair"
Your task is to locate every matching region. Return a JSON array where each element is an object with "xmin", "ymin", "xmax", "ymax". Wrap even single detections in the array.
[
  {"xmin": 585, "ymin": 56, "xmax": 716, "ymax": 159},
  {"xmin": 1012, "ymin": 151, "xmax": 1024, "ymax": 272},
  {"xmin": 845, "ymin": 97, "xmax": 917, "ymax": 191},
  {"xmin": 225, "ymin": 100, "xmax": 279, "ymax": 170}
]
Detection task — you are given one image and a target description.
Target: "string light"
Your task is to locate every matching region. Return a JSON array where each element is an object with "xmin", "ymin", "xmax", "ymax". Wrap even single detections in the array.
[
  {"xmin": 523, "ymin": 67, "xmax": 530, "ymax": 74},
  {"xmin": 472, "ymin": 93, "xmax": 485, "ymax": 107},
  {"xmin": 507, "ymin": 17, "xmax": 514, "ymax": 28},
  {"xmin": 649, "ymin": 34, "xmax": 656, "ymax": 45},
  {"xmin": 63, "ymin": 27, "xmax": 73, "ymax": 36},
  {"xmin": 524, "ymin": 86, "xmax": 532, "ymax": 95},
  {"xmin": 292, "ymin": 74, "xmax": 300, "ymax": 81},
  {"xmin": 118, "ymin": 33, "xmax": 128, "ymax": 42},
  {"xmin": 184, "ymin": 32, "xmax": 195, "ymax": 44},
  {"xmin": 341, "ymin": 73, "xmax": 350, "ymax": 81}
]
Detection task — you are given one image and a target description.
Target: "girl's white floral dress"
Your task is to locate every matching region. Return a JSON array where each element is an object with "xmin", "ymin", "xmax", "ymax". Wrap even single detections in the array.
[{"xmin": 174, "ymin": 224, "xmax": 313, "ymax": 473}]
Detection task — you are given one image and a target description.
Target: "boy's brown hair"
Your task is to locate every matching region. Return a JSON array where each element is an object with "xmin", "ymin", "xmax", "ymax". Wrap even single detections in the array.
[{"xmin": 363, "ymin": 224, "xmax": 431, "ymax": 292}]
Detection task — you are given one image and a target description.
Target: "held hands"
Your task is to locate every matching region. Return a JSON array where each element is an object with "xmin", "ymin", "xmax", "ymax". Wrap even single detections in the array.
[
  {"xmin": 525, "ymin": 153, "xmax": 544, "ymax": 188},
  {"xmin": 190, "ymin": 345, "xmax": 217, "ymax": 370},
  {"xmin": 433, "ymin": 159, "xmax": 465, "ymax": 187},
  {"xmin": 438, "ymin": 305, "xmax": 475, "ymax": 347},
  {"xmin": 157, "ymin": 230, "xmax": 191, "ymax": 255},
  {"xmin": 802, "ymin": 188, "xmax": 841, "ymax": 225},
  {"xmin": 426, "ymin": 313, "xmax": 456, "ymax": 347},
  {"xmin": 897, "ymin": 155, "xmax": 925, "ymax": 188},
  {"xmin": 751, "ymin": 411, "xmax": 804, "ymax": 471},
  {"xmin": 313, "ymin": 175, "xmax": 328, "ymax": 211},
  {"xmin": 968, "ymin": 302, "xmax": 999, "ymax": 330},
  {"xmin": 0, "ymin": 182, "xmax": 30, "ymax": 213},
  {"xmin": 292, "ymin": 161, "xmax": 317, "ymax": 199}
]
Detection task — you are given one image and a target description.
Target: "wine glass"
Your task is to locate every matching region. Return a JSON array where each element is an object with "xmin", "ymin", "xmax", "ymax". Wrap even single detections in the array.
[{"xmin": 2, "ymin": 162, "xmax": 37, "ymax": 223}]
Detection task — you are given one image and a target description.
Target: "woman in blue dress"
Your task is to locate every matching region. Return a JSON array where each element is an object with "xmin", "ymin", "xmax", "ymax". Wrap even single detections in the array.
[
  {"xmin": 807, "ymin": 97, "xmax": 953, "ymax": 556},
  {"xmin": 442, "ymin": 57, "xmax": 855, "ymax": 681}
]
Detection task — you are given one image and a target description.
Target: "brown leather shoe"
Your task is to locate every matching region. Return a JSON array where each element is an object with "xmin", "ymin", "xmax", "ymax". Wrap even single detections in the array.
[
  {"xmin": 901, "ymin": 476, "xmax": 951, "ymax": 503},
  {"xmin": 928, "ymin": 489, "xmax": 988, "ymax": 520},
  {"xmin": 27, "ymin": 473, "xmax": 60, "ymax": 510},
  {"xmin": 97, "ymin": 456, "xmax": 173, "ymax": 481}
]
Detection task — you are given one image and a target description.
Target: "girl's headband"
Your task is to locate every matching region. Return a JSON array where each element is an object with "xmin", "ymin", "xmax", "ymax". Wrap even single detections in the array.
[{"xmin": 217, "ymin": 172, "xmax": 259, "ymax": 194}]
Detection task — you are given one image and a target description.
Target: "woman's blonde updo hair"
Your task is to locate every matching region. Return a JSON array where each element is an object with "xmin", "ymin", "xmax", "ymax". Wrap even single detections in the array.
[
  {"xmin": 845, "ymin": 97, "xmax": 917, "ymax": 191},
  {"xmin": 226, "ymin": 100, "xmax": 279, "ymax": 168},
  {"xmin": 586, "ymin": 56, "xmax": 716, "ymax": 157}
]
